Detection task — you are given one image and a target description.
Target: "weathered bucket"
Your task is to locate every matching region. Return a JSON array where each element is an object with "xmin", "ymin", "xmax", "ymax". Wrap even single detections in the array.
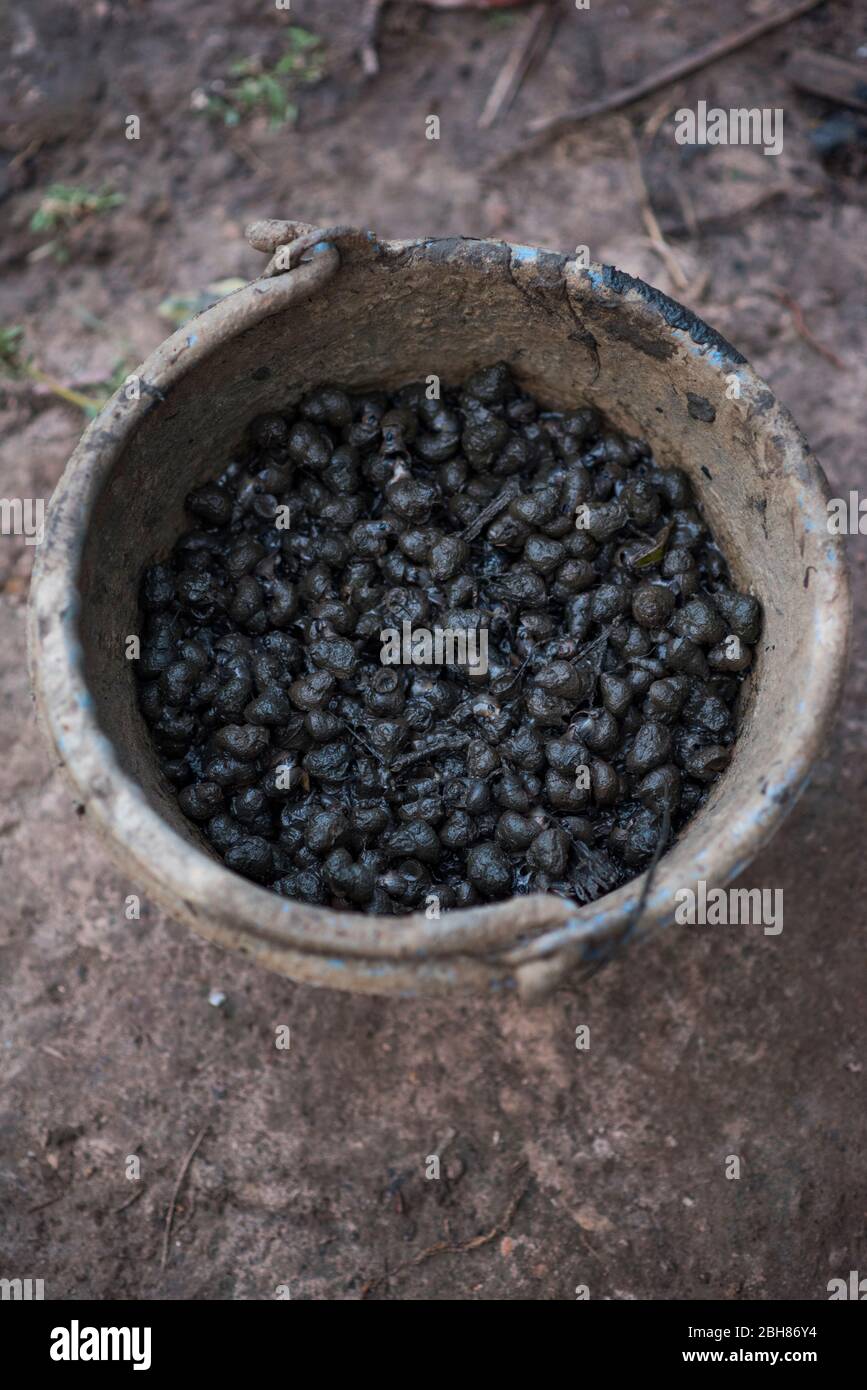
[{"xmin": 28, "ymin": 220, "xmax": 850, "ymax": 1001}]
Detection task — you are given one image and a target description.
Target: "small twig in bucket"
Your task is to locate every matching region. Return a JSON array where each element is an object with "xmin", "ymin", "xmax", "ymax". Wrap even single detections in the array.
[
  {"xmin": 460, "ymin": 477, "xmax": 521, "ymax": 542},
  {"xmin": 581, "ymin": 805, "xmax": 672, "ymax": 981},
  {"xmin": 390, "ymin": 732, "xmax": 471, "ymax": 775},
  {"xmin": 515, "ymin": 805, "xmax": 673, "ymax": 1000}
]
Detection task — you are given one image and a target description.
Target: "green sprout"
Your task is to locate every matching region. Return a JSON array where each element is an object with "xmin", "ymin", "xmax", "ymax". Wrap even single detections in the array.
[
  {"xmin": 0, "ymin": 326, "xmax": 28, "ymax": 377},
  {"xmin": 30, "ymin": 184, "xmax": 125, "ymax": 234},
  {"xmin": 486, "ymin": 10, "xmax": 520, "ymax": 29},
  {"xmin": 0, "ymin": 323, "xmax": 122, "ymax": 417},
  {"xmin": 29, "ymin": 184, "xmax": 124, "ymax": 264},
  {"xmin": 193, "ymin": 28, "xmax": 325, "ymax": 129},
  {"xmin": 87, "ymin": 356, "xmax": 139, "ymax": 401}
]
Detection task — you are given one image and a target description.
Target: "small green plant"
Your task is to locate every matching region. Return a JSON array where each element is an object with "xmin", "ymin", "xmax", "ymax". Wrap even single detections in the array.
[
  {"xmin": 192, "ymin": 28, "xmax": 325, "ymax": 129},
  {"xmin": 29, "ymin": 184, "xmax": 124, "ymax": 264},
  {"xmin": 0, "ymin": 326, "xmax": 27, "ymax": 376},
  {"xmin": 87, "ymin": 355, "xmax": 139, "ymax": 401},
  {"xmin": 30, "ymin": 184, "xmax": 125, "ymax": 235},
  {"xmin": 486, "ymin": 10, "xmax": 520, "ymax": 29},
  {"xmin": 0, "ymin": 323, "xmax": 118, "ymax": 417}
]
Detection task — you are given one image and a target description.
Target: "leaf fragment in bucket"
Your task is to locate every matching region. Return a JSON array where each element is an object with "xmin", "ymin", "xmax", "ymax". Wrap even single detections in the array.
[{"xmin": 633, "ymin": 521, "xmax": 673, "ymax": 569}]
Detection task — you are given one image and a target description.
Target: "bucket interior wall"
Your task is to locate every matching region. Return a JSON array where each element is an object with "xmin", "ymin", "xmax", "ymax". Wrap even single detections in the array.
[{"xmin": 77, "ymin": 247, "xmax": 810, "ymax": 872}]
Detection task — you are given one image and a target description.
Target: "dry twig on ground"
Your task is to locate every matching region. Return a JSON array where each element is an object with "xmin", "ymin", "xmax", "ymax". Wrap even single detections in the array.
[
  {"xmin": 767, "ymin": 288, "xmax": 846, "ymax": 369},
  {"xmin": 478, "ymin": 3, "xmax": 559, "ymax": 130},
  {"xmin": 492, "ymin": 0, "xmax": 824, "ymax": 167},
  {"xmin": 361, "ymin": 1162, "xmax": 530, "ymax": 1297},
  {"xmin": 160, "ymin": 1125, "xmax": 208, "ymax": 1271}
]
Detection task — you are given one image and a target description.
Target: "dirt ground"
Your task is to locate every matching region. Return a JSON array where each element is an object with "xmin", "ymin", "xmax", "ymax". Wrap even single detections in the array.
[{"xmin": 1, "ymin": 0, "xmax": 865, "ymax": 1300}]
